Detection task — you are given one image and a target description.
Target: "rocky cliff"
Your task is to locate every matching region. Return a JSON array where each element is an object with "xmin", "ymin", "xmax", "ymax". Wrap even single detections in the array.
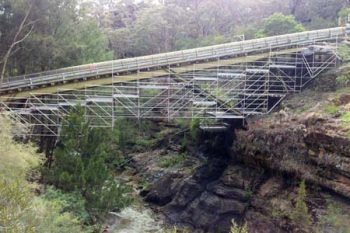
[{"xmin": 133, "ymin": 89, "xmax": 350, "ymax": 232}]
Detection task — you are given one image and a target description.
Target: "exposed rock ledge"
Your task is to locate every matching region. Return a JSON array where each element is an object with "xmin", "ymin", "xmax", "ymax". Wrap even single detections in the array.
[
  {"xmin": 234, "ymin": 113, "xmax": 350, "ymax": 199},
  {"xmin": 137, "ymin": 110, "xmax": 350, "ymax": 233}
]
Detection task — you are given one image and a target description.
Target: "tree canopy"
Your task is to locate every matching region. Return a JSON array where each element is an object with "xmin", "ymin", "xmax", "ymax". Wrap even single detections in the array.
[
  {"xmin": 0, "ymin": 0, "xmax": 349, "ymax": 77},
  {"xmin": 256, "ymin": 13, "xmax": 305, "ymax": 37},
  {"xmin": 45, "ymin": 106, "xmax": 132, "ymax": 222}
]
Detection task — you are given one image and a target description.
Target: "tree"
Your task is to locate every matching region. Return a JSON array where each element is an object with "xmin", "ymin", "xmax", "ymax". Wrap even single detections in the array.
[
  {"xmin": 257, "ymin": 13, "xmax": 305, "ymax": 37},
  {"xmin": 0, "ymin": 1, "xmax": 34, "ymax": 85},
  {"xmin": 338, "ymin": 7, "xmax": 350, "ymax": 25},
  {"xmin": 46, "ymin": 106, "xmax": 132, "ymax": 222},
  {"xmin": 291, "ymin": 180, "xmax": 311, "ymax": 225},
  {"xmin": 292, "ymin": 0, "xmax": 347, "ymax": 29},
  {"xmin": 0, "ymin": 0, "xmax": 112, "ymax": 78}
]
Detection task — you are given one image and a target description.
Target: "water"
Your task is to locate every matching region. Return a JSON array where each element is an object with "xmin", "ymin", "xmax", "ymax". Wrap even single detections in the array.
[{"xmin": 106, "ymin": 207, "xmax": 164, "ymax": 233}]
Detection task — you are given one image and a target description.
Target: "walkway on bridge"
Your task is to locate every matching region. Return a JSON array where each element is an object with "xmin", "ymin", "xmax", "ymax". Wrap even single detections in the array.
[{"xmin": 0, "ymin": 26, "xmax": 348, "ymax": 136}]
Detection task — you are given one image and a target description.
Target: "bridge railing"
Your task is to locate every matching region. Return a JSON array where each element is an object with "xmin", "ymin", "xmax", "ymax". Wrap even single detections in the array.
[{"xmin": 0, "ymin": 27, "xmax": 345, "ymax": 92}]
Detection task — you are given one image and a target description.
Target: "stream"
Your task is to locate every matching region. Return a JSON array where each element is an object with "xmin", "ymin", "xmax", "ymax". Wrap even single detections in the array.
[{"xmin": 106, "ymin": 206, "xmax": 164, "ymax": 233}]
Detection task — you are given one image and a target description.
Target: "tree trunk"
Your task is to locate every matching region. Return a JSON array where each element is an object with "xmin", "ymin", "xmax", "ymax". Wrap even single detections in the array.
[{"xmin": 0, "ymin": 4, "xmax": 33, "ymax": 87}]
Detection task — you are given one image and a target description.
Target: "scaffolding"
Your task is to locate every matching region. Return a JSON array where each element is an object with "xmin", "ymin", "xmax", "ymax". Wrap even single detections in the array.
[{"xmin": 0, "ymin": 41, "xmax": 339, "ymax": 137}]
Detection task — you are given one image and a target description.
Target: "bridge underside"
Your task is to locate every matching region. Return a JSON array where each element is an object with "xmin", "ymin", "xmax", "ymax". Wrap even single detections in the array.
[{"xmin": 0, "ymin": 42, "xmax": 339, "ymax": 137}]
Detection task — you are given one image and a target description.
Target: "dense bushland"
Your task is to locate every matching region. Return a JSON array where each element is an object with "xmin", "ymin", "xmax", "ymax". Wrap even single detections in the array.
[
  {"xmin": 0, "ymin": 116, "xmax": 88, "ymax": 232},
  {"xmin": 1, "ymin": 0, "xmax": 349, "ymax": 79}
]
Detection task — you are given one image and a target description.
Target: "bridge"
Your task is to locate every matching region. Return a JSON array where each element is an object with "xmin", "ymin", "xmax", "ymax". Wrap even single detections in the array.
[{"xmin": 0, "ymin": 26, "xmax": 348, "ymax": 136}]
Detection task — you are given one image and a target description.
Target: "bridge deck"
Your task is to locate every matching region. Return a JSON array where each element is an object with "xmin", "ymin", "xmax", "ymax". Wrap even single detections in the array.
[
  {"xmin": 1, "ymin": 48, "xmax": 302, "ymax": 100},
  {"xmin": 0, "ymin": 27, "xmax": 345, "ymax": 96}
]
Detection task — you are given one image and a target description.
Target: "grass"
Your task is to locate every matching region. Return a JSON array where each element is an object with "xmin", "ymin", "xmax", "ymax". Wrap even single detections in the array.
[
  {"xmin": 340, "ymin": 112, "xmax": 350, "ymax": 139},
  {"xmin": 160, "ymin": 153, "xmax": 187, "ymax": 168},
  {"xmin": 341, "ymin": 112, "xmax": 350, "ymax": 123},
  {"xmin": 324, "ymin": 104, "xmax": 340, "ymax": 115},
  {"xmin": 317, "ymin": 198, "xmax": 350, "ymax": 233}
]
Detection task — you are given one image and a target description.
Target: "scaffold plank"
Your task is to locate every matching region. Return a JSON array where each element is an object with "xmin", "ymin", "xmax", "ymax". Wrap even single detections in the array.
[
  {"xmin": 86, "ymin": 97, "xmax": 113, "ymax": 104},
  {"xmin": 269, "ymin": 64, "xmax": 297, "ymax": 69},
  {"xmin": 193, "ymin": 101, "xmax": 217, "ymax": 106},
  {"xmin": 113, "ymin": 94, "xmax": 139, "ymax": 98},
  {"xmin": 139, "ymin": 85, "xmax": 169, "ymax": 89},
  {"xmin": 193, "ymin": 77, "xmax": 218, "ymax": 81},
  {"xmin": 246, "ymin": 68, "xmax": 270, "ymax": 74}
]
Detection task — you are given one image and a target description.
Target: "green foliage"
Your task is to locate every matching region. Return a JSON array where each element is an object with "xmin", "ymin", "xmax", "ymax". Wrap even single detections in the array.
[
  {"xmin": 180, "ymin": 134, "xmax": 191, "ymax": 149},
  {"xmin": 338, "ymin": 45, "xmax": 350, "ymax": 62},
  {"xmin": 341, "ymin": 112, "xmax": 350, "ymax": 123},
  {"xmin": 135, "ymin": 138, "xmax": 157, "ymax": 150},
  {"xmin": 291, "ymin": 180, "xmax": 311, "ymax": 225},
  {"xmin": 175, "ymin": 35, "xmax": 227, "ymax": 50},
  {"xmin": 1, "ymin": 0, "xmax": 112, "ymax": 77},
  {"xmin": 45, "ymin": 106, "xmax": 132, "ymax": 222},
  {"xmin": 189, "ymin": 117, "xmax": 200, "ymax": 140},
  {"xmin": 138, "ymin": 177, "xmax": 151, "ymax": 191},
  {"xmin": 0, "ymin": 116, "xmax": 86, "ymax": 232},
  {"xmin": 324, "ymin": 104, "xmax": 340, "ymax": 115},
  {"xmin": 337, "ymin": 74, "xmax": 350, "ymax": 87},
  {"xmin": 42, "ymin": 187, "xmax": 90, "ymax": 223},
  {"xmin": 230, "ymin": 220, "xmax": 249, "ymax": 233},
  {"xmin": 317, "ymin": 198, "xmax": 350, "ymax": 233},
  {"xmin": 114, "ymin": 118, "xmax": 137, "ymax": 152},
  {"xmin": 338, "ymin": 7, "xmax": 350, "ymax": 25},
  {"xmin": 53, "ymin": 20, "xmax": 113, "ymax": 67},
  {"xmin": 29, "ymin": 198, "xmax": 91, "ymax": 233},
  {"xmin": 245, "ymin": 189, "xmax": 254, "ymax": 200},
  {"xmin": 160, "ymin": 153, "xmax": 187, "ymax": 168},
  {"xmin": 175, "ymin": 119, "xmax": 188, "ymax": 129},
  {"xmin": 257, "ymin": 13, "xmax": 305, "ymax": 37},
  {"xmin": 2, "ymin": 0, "xmax": 349, "ymax": 77}
]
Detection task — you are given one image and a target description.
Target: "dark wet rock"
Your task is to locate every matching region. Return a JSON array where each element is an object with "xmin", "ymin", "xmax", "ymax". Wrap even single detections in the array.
[
  {"xmin": 145, "ymin": 157, "xmax": 257, "ymax": 233},
  {"xmin": 167, "ymin": 179, "xmax": 204, "ymax": 208},
  {"xmin": 207, "ymin": 181, "xmax": 249, "ymax": 201},
  {"xmin": 144, "ymin": 172, "xmax": 184, "ymax": 206}
]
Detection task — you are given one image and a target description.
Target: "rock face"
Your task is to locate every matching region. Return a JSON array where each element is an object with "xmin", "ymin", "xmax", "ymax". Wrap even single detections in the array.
[
  {"xmin": 146, "ymin": 157, "xmax": 259, "ymax": 232},
  {"xmin": 234, "ymin": 114, "xmax": 350, "ymax": 200},
  {"xmin": 140, "ymin": 111, "xmax": 350, "ymax": 233}
]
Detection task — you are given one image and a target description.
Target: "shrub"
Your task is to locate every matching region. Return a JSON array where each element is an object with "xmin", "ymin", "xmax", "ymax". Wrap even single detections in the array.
[
  {"xmin": 0, "ymin": 116, "xmax": 86, "ymax": 232},
  {"xmin": 324, "ymin": 104, "xmax": 340, "ymax": 115},
  {"xmin": 230, "ymin": 220, "xmax": 249, "ymax": 233},
  {"xmin": 42, "ymin": 187, "xmax": 90, "ymax": 223},
  {"xmin": 189, "ymin": 117, "xmax": 200, "ymax": 140},
  {"xmin": 160, "ymin": 153, "xmax": 187, "ymax": 168},
  {"xmin": 336, "ymin": 74, "xmax": 350, "ymax": 87},
  {"xmin": 317, "ymin": 198, "xmax": 350, "ymax": 232},
  {"xmin": 337, "ymin": 44, "xmax": 350, "ymax": 62},
  {"xmin": 291, "ymin": 180, "xmax": 311, "ymax": 225}
]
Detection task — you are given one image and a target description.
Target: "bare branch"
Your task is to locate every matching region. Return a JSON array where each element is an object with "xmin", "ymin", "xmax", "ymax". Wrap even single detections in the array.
[
  {"xmin": 0, "ymin": 47, "xmax": 21, "ymax": 65},
  {"xmin": 0, "ymin": 3, "xmax": 34, "ymax": 87},
  {"xmin": 11, "ymin": 24, "xmax": 35, "ymax": 48}
]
